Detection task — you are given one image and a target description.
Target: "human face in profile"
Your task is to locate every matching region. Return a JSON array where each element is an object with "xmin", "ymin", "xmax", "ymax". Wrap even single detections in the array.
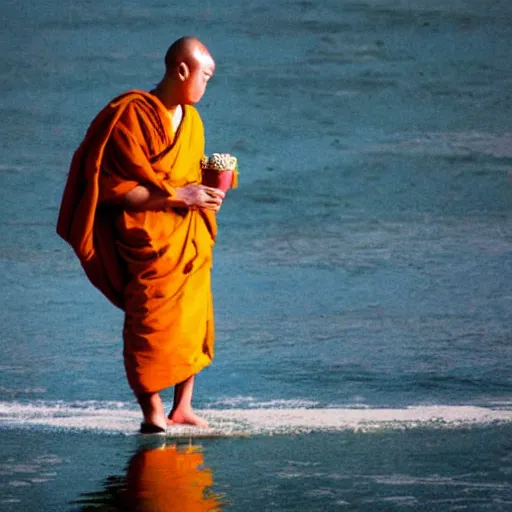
[{"xmin": 182, "ymin": 47, "xmax": 215, "ymax": 104}]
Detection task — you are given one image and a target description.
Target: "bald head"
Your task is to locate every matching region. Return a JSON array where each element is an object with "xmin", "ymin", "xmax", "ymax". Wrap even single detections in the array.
[
  {"xmin": 156, "ymin": 36, "xmax": 215, "ymax": 106},
  {"xmin": 165, "ymin": 36, "xmax": 213, "ymax": 72}
]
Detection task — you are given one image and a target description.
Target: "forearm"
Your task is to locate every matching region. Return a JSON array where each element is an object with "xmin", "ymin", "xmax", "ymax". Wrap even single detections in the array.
[
  {"xmin": 121, "ymin": 185, "xmax": 186, "ymax": 211},
  {"xmin": 113, "ymin": 183, "xmax": 225, "ymax": 212}
]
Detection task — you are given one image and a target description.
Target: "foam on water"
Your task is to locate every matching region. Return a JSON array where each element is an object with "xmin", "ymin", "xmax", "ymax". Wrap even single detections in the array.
[{"xmin": 0, "ymin": 401, "xmax": 511, "ymax": 437}]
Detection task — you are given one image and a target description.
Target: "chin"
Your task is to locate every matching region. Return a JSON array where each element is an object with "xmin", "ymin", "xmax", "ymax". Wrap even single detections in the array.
[{"xmin": 188, "ymin": 93, "xmax": 205, "ymax": 105}]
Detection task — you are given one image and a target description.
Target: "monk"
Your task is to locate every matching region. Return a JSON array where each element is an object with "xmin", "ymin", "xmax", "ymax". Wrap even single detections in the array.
[{"xmin": 57, "ymin": 36, "xmax": 224, "ymax": 432}]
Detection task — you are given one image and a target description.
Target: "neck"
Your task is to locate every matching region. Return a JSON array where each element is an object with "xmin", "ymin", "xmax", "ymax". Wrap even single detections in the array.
[{"xmin": 151, "ymin": 81, "xmax": 180, "ymax": 113}]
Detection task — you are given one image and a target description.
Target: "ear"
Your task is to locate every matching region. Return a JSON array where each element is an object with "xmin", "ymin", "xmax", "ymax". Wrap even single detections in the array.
[{"xmin": 178, "ymin": 62, "xmax": 190, "ymax": 81}]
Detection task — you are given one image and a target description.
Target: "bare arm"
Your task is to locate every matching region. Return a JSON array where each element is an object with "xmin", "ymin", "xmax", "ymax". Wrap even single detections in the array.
[{"xmin": 119, "ymin": 184, "xmax": 225, "ymax": 212}]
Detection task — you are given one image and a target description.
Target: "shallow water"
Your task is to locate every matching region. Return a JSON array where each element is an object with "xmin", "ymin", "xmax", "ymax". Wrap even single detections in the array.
[
  {"xmin": 1, "ymin": 425, "xmax": 511, "ymax": 511},
  {"xmin": 1, "ymin": 0, "xmax": 512, "ymax": 509}
]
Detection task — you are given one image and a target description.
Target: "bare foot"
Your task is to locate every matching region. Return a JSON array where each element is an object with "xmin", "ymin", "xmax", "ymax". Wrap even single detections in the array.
[
  {"xmin": 137, "ymin": 392, "xmax": 167, "ymax": 431},
  {"xmin": 167, "ymin": 408, "xmax": 209, "ymax": 428}
]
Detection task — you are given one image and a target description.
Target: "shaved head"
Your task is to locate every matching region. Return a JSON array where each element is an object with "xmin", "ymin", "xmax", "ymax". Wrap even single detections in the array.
[
  {"xmin": 155, "ymin": 36, "xmax": 215, "ymax": 107},
  {"xmin": 165, "ymin": 36, "xmax": 213, "ymax": 72}
]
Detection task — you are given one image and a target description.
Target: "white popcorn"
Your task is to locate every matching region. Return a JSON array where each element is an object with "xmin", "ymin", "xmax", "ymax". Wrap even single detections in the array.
[{"xmin": 202, "ymin": 153, "xmax": 238, "ymax": 171}]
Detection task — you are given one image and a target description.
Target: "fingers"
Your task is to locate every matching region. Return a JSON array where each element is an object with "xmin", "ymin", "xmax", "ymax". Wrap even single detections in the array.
[
  {"xmin": 201, "ymin": 186, "xmax": 224, "ymax": 211},
  {"xmin": 179, "ymin": 184, "xmax": 224, "ymax": 211},
  {"xmin": 202, "ymin": 186, "xmax": 225, "ymax": 199}
]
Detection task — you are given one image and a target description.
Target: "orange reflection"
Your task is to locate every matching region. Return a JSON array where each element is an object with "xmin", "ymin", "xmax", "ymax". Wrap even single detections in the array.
[{"xmin": 125, "ymin": 442, "xmax": 225, "ymax": 511}]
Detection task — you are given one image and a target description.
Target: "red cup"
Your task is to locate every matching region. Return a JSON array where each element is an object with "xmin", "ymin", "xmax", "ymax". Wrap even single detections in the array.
[{"xmin": 201, "ymin": 168, "xmax": 235, "ymax": 193}]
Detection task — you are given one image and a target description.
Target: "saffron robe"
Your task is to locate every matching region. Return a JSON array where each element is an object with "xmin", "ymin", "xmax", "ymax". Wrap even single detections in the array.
[{"xmin": 56, "ymin": 90, "xmax": 217, "ymax": 394}]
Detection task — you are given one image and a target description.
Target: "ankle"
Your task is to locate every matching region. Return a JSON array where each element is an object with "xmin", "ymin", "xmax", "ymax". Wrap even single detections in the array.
[{"xmin": 137, "ymin": 392, "xmax": 166, "ymax": 428}]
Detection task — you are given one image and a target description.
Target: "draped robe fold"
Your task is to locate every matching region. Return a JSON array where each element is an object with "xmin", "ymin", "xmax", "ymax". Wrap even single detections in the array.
[{"xmin": 56, "ymin": 90, "xmax": 217, "ymax": 394}]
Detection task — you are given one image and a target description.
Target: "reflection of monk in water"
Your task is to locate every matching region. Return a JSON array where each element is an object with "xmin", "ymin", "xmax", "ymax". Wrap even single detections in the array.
[{"xmin": 126, "ymin": 443, "xmax": 225, "ymax": 511}]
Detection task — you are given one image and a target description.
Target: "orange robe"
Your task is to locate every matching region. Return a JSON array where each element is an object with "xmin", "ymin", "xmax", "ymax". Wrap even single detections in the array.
[{"xmin": 57, "ymin": 90, "xmax": 217, "ymax": 394}]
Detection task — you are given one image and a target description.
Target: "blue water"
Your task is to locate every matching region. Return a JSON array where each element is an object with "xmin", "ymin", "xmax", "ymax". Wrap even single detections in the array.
[{"xmin": 1, "ymin": 0, "xmax": 512, "ymax": 510}]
